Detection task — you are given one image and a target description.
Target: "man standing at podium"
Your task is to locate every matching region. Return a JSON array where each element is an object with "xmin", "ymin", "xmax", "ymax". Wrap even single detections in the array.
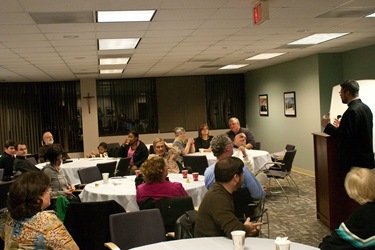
[{"xmin": 321, "ymin": 79, "xmax": 374, "ymax": 171}]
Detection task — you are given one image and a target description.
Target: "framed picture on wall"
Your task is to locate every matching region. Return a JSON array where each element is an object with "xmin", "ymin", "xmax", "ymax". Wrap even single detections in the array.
[
  {"xmin": 284, "ymin": 91, "xmax": 296, "ymax": 116},
  {"xmin": 259, "ymin": 94, "xmax": 269, "ymax": 116}
]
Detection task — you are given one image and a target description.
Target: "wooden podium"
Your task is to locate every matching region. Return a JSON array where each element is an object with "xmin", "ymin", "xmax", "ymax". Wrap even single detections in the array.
[{"xmin": 312, "ymin": 132, "xmax": 357, "ymax": 230}]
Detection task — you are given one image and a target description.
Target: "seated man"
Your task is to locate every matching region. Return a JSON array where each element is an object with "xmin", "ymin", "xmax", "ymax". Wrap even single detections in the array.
[
  {"xmin": 14, "ymin": 142, "xmax": 41, "ymax": 173},
  {"xmin": 226, "ymin": 117, "xmax": 255, "ymax": 149},
  {"xmin": 195, "ymin": 157, "xmax": 262, "ymax": 238},
  {"xmin": 148, "ymin": 138, "xmax": 181, "ymax": 173},
  {"xmin": 204, "ymin": 134, "xmax": 265, "ymax": 200},
  {"xmin": 232, "ymin": 133, "xmax": 268, "ymax": 190},
  {"xmin": 0, "ymin": 140, "xmax": 16, "ymax": 181},
  {"xmin": 38, "ymin": 132, "xmax": 69, "ymax": 163}
]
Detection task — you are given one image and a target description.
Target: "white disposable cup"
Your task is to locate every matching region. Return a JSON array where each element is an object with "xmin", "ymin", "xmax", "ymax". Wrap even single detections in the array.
[
  {"xmin": 102, "ymin": 173, "xmax": 109, "ymax": 184},
  {"xmin": 231, "ymin": 230, "xmax": 245, "ymax": 250},
  {"xmin": 199, "ymin": 148, "xmax": 204, "ymax": 153},
  {"xmin": 275, "ymin": 240, "xmax": 291, "ymax": 250}
]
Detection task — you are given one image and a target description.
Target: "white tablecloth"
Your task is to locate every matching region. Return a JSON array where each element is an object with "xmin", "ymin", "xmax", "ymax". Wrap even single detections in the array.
[
  {"xmin": 36, "ymin": 158, "xmax": 119, "ymax": 186},
  {"xmin": 191, "ymin": 149, "xmax": 272, "ymax": 172},
  {"xmin": 79, "ymin": 173, "xmax": 207, "ymax": 211},
  {"xmin": 130, "ymin": 237, "xmax": 318, "ymax": 250}
]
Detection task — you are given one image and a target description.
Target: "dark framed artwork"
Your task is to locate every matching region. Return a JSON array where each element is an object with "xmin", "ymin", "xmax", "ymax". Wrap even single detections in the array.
[
  {"xmin": 259, "ymin": 94, "xmax": 268, "ymax": 116},
  {"xmin": 284, "ymin": 91, "xmax": 296, "ymax": 117}
]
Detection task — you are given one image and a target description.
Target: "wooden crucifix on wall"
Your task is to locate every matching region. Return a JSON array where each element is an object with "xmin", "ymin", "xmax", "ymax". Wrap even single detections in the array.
[{"xmin": 83, "ymin": 93, "xmax": 95, "ymax": 114}]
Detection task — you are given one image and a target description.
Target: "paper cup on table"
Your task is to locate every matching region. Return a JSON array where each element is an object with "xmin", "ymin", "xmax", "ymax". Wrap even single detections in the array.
[
  {"xmin": 231, "ymin": 230, "xmax": 245, "ymax": 250},
  {"xmin": 199, "ymin": 148, "xmax": 204, "ymax": 153},
  {"xmin": 182, "ymin": 169, "xmax": 188, "ymax": 178},
  {"xmin": 275, "ymin": 237, "xmax": 291, "ymax": 250},
  {"xmin": 102, "ymin": 173, "xmax": 109, "ymax": 184},
  {"xmin": 192, "ymin": 172, "xmax": 199, "ymax": 181}
]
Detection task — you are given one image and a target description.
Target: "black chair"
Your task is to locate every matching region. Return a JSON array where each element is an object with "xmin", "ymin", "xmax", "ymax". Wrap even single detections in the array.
[
  {"xmin": 253, "ymin": 142, "xmax": 261, "ymax": 150},
  {"xmin": 265, "ymin": 149, "xmax": 299, "ymax": 202},
  {"xmin": 115, "ymin": 157, "xmax": 131, "ymax": 177},
  {"xmin": 0, "ymin": 179, "xmax": 15, "ymax": 213},
  {"xmin": 104, "ymin": 209, "xmax": 166, "ymax": 250},
  {"xmin": 64, "ymin": 200, "xmax": 125, "ymax": 250},
  {"xmin": 0, "ymin": 169, "xmax": 4, "ymax": 182},
  {"xmin": 182, "ymin": 155, "xmax": 208, "ymax": 175},
  {"xmin": 149, "ymin": 145, "xmax": 155, "ymax": 154},
  {"xmin": 97, "ymin": 161, "xmax": 117, "ymax": 178},
  {"xmin": 107, "ymin": 143, "xmax": 120, "ymax": 157},
  {"xmin": 271, "ymin": 144, "xmax": 296, "ymax": 161},
  {"xmin": 163, "ymin": 138, "xmax": 175, "ymax": 143},
  {"xmin": 175, "ymin": 209, "xmax": 198, "ymax": 239},
  {"xmin": 26, "ymin": 157, "xmax": 37, "ymax": 165},
  {"xmin": 78, "ymin": 166, "xmax": 102, "ymax": 185},
  {"xmin": 26, "ymin": 153, "xmax": 38, "ymax": 164},
  {"xmin": 233, "ymin": 187, "xmax": 269, "ymax": 237},
  {"xmin": 154, "ymin": 196, "xmax": 195, "ymax": 233}
]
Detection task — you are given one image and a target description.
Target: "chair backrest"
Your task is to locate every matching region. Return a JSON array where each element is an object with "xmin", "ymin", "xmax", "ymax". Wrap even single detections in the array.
[
  {"xmin": 78, "ymin": 166, "xmax": 102, "ymax": 184},
  {"xmin": 0, "ymin": 169, "xmax": 4, "ymax": 182},
  {"xmin": 107, "ymin": 143, "xmax": 120, "ymax": 157},
  {"xmin": 97, "ymin": 161, "xmax": 117, "ymax": 178},
  {"xmin": 285, "ymin": 144, "xmax": 295, "ymax": 151},
  {"xmin": 253, "ymin": 142, "xmax": 261, "ymax": 150},
  {"xmin": 281, "ymin": 149, "xmax": 297, "ymax": 172},
  {"xmin": 154, "ymin": 196, "xmax": 195, "ymax": 233},
  {"xmin": 163, "ymin": 138, "xmax": 175, "ymax": 143},
  {"xmin": 233, "ymin": 187, "xmax": 260, "ymax": 222},
  {"xmin": 0, "ymin": 179, "xmax": 15, "ymax": 211},
  {"xmin": 26, "ymin": 157, "xmax": 37, "ymax": 165},
  {"xmin": 26, "ymin": 153, "xmax": 38, "ymax": 163},
  {"xmin": 175, "ymin": 209, "xmax": 198, "ymax": 239},
  {"xmin": 116, "ymin": 157, "xmax": 131, "ymax": 176},
  {"xmin": 149, "ymin": 145, "xmax": 155, "ymax": 154},
  {"xmin": 109, "ymin": 209, "xmax": 166, "ymax": 250},
  {"xmin": 182, "ymin": 155, "xmax": 208, "ymax": 175},
  {"xmin": 64, "ymin": 200, "xmax": 125, "ymax": 250}
]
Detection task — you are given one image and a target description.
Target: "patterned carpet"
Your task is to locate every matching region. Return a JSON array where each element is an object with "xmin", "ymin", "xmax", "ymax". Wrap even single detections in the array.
[{"xmin": 261, "ymin": 171, "xmax": 331, "ymax": 248}]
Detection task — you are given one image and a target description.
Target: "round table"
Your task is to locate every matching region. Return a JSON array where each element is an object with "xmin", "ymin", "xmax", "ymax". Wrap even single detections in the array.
[
  {"xmin": 79, "ymin": 173, "xmax": 207, "ymax": 211},
  {"xmin": 191, "ymin": 149, "xmax": 272, "ymax": 172},
  {"xmin": 36, "ymin": 158, "xmax": 119, "ymax": 186},
  {"xmin": 129, "ymin": 237, "xmax": 318, "ymax": 250}
]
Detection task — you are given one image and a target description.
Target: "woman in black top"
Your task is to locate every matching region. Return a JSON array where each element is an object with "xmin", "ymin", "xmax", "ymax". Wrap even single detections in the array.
[{"xmin": 195, "ymin": 123, "xmax": 213, "ymax": 152}]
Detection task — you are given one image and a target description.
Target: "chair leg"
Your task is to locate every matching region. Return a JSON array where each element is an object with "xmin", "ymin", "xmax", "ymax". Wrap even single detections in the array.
[
  {"xmin": 269, "ymin": 177, "xmax": 289, "ymax": 203},
  {"xmin": 287, "ymin": 175, "xmax": 300, "ymax": 196}
]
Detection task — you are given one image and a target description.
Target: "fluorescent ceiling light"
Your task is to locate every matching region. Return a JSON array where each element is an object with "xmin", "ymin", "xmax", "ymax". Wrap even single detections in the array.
[
  {"xmin": 100, "ymin": 58, "xmax": 130, "ymax": 65},
  {"xmin": 246, "ymin": 53, "xmax": 285, "ymax": 60},
  {"xmin": 97, "ymin": 10, "xmax": 155, "ymax": 22},
  {"xmin": 288, "ymin": 33, "xmax": 349, "ymax": 45},
  {"xmin": 219, "ymin": 64, "xmax": 248, "ymax": 70},
  {"xmin": 366, "ymin": 13, "xmax": 375, "ymax": 17},
  {"xmin": 100, "ymin": 69, "xmax": 123, "ymax": 74},
  {"xmin": 98, "ymin": 38, "xmax": 140, "ymax": 50}
]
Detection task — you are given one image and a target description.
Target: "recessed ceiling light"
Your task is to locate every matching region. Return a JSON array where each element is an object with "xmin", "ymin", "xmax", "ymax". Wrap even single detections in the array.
[
  {"xmin": 246, "ymin": 53, "xmax": 285, "ymax": 60},
  {"xmin": 98, "ymin": 38, "xmax": 140, "ymax": 50},
  {"xmin": 99, "ymin": 58, "xmax": 130, "ymax": 65},
  {"xmin": 100, "ymin": 69, "xmax": 123, "ymax": 74},
  {"xmin": 288, "ymin": 33, "xmax": 349, "ymax": 45},
  {"xmin": 63, "ymin": 35, "xmax": 79, "ymax": 39},
  {"xmin": 366, "ymin": 12, "xmax": 375, "ymax": 17},
  {"xmin": 97, "ymin": 10, "xmax": 156, "ymax": 22},
  {"xmin": 219, "ymin": 64, "xmax": 248, "ymax": 70}
]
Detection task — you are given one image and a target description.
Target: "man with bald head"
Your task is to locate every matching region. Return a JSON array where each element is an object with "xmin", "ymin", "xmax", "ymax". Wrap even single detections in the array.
[{"xmin": 38, "ymin": 131, "xmax": 69, "ymax": 163}]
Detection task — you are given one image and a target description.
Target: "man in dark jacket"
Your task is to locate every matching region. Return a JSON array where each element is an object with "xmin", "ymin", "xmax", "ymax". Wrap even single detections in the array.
[
  {"xmin": 0, "ymin": 140, "xmax": 16, "ymax": 181},
  {"xmin": 14, "ymin": 142, "xmax": 41, "ymax": 174}
]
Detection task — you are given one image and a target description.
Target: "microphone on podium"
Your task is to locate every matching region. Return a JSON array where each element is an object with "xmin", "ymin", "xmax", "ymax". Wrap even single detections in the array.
[{"xmin": 337, "ymin": 115, "xmax": 342, "ymax": 120}]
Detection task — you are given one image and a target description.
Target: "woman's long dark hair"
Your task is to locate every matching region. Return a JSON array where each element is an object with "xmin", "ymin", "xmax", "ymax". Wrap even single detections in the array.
[{"xmin": 8, "ymin": 172, "xmax": 50, "ymax": 220}]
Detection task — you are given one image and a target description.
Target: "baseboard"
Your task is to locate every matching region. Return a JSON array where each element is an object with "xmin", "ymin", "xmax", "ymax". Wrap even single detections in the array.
[{"xmin": 293, "ymin": 166, "xmax": 315, "ymax": 177}]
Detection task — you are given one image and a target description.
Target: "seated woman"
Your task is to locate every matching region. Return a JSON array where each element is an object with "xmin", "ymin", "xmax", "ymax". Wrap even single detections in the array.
[
  {"xmin": 42, "ymin": 146, "xmax": 77, "ymax": 201},
  {"xmin": 86, "ymin": 142, "xmax": 108, "ymax": 158},
  {"xmin": 195, "ymin": 123, "xmax": 213, "ymax": 152},
  {"xmin": 118, "ymin": 131, "xmax": 149, "ymax": 175},
  {"xmin": 173, "ymin": 127, "xmax": 195, "ymax": 166},
  {"xmin": 0, "ymin": 172, "xmax": 79, "ymax": 249},
  {"xmin": 148, "ymin": 138, "xmax": 181, "ymax": 173},
  {"xmin": 319, "ymin": 167, "xmax": 375, "ymax": 250},
  {"xmin": 136, "ymin": 157, "xmax": 188, "ymax": 204}
]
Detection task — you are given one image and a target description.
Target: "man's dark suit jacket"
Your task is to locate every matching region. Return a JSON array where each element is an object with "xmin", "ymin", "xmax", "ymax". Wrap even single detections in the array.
[{"xmin": 324, "ymin": 98, "xmax": 374, "ymax": 171}]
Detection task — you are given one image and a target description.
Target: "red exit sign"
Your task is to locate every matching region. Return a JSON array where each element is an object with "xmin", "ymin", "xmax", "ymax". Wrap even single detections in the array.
[{"xmin": 253, "ymin": 1, "xmax": 269, "ymax": 25}]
